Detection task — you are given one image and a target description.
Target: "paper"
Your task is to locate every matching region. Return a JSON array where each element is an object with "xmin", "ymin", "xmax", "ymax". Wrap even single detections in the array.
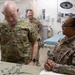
[{"xmin": 40, "ymin": 69, "xmax": 65, "ymax": 75}]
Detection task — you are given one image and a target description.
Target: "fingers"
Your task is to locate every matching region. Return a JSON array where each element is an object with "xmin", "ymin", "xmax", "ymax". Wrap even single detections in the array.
[
  {"xmin": 44, "ymin": 60, "xmax": 55, "ymax": 71},
  {"xmin": 44, "ymin": 62, "xmax": 50, "ymax": 71}
]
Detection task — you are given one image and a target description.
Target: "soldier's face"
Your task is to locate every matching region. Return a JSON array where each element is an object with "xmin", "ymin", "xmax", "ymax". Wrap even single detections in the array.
[
  {"xmin": 3, "ymin": 8, "xmax": 19, "ymax": 26},
  {"xmin": 61, "ymin": 16, "xmax": 74, "ymax": 37},
  {"xmin": 27, "ymin": 11, "xmax": 33, "ymax": 20}
]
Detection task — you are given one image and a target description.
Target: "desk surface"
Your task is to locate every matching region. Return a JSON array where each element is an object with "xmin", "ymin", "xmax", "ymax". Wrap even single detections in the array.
[
  {"xmin": 0, "ymin": 61, "xmax": 66, "ymax": 75},
  {"xmin": 0, "ymin": 61, "xmax": 41, "ymax": 75}
]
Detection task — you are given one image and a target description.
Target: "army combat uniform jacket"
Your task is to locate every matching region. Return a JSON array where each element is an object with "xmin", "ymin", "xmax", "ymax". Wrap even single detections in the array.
[
  {"xmin": 0, "ymin": 19, "xmax": 38, "ymax": 64},
  {"xmin": 48, "ymin": 35, "xmax": 75, "ymax": 75},
  {"xmin": 28, "ymin": 17, "xmax": 44, "ymax": 40}
]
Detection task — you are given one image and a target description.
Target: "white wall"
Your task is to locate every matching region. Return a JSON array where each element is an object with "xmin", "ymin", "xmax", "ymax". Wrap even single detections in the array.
[
  {"xmin": 34, "ymin": 0, "xmax": 60, "ymax": 35},
  {"xmin": 32, "ymin": 0, "xmax": 75, "ymax": 35},
  {"xmin": 17, "ymin": 0, "xmax": 31, "ymax": 19}
]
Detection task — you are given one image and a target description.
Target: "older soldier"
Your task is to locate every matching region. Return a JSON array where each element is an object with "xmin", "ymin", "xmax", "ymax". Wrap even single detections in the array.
[
  {"xmin": 0, "ymin": 1, "xmax": 38, "ymax": 66},
  {"xmin": 44, "ymin": 15, "xmax": 75, "ymax": 75}
]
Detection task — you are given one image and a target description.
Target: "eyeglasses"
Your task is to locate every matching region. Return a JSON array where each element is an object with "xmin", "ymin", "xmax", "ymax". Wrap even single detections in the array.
[{"xmin": 62, "ymin": 21, "xmax": 73, "ymax": 27}]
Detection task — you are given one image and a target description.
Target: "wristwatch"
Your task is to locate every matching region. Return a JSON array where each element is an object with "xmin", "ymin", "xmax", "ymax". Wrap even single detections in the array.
[{"xmin": 31, "ymin": 58, "xmax": 36, "ymax": 63}]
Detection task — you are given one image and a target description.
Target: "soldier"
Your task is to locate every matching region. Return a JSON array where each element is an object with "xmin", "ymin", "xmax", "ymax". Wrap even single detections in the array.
[
  {"xmin": 27, "ymin": 9, "xmax": 44, "ymax": 65},
  {"xmin": 27, "ymin": 9, "xmax": 44, "ymax": 47},
  {"xmin": 0, "ymin": 1, "xmax": 39, "ymax": 66},
  {"xmin": 44, "ymin": 15, "xmax": 75, "ymax": 75}
]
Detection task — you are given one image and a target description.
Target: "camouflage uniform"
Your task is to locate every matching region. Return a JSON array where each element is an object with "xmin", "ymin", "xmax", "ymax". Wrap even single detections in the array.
[
  {"xmin": 48, "ymin": 35, "xmax": 75, "ymax": 75},
  {"xmin": 29, "ymin": 17, "xmax": 44, "ymax": 41},
  {"xmin": 0, "ymin": 19, "xmax": 38, "ymax": 64}
]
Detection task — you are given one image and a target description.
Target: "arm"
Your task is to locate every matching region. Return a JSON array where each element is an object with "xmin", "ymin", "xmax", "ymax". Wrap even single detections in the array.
[
  {"xmin": 28, "ymin": 24, "xmax": 39, "ymax": 66},
  {"xmin": 53, "ymin": 53, "xmax": 75, "ymax": 75},
  {"xmin": 53, "ymin": 63, "xmax": 75, "ymax": 75},
  {"xmin": 28, "ymin": 40, "xmax": 38, "ymax": 66},
  {"xmin": 44, "ymin": 55, "xmax": 75, "ymax": 75},
  {"xmin": 32, "ymin": 40, "xmax": 38, "ymax": 59},
  {"xmin": 45, "ymin": 44, "xmax": 75, "ymax": 74}
]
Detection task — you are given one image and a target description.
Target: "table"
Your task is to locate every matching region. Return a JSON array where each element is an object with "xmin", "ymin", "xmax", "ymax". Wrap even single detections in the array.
[
  {"xmin": 0, "ymin": 61, "xmax": 42, "ymax": 75},
  {"xmin": 0, "ymin": 61, "xmax": 66, "ymax": 75}
]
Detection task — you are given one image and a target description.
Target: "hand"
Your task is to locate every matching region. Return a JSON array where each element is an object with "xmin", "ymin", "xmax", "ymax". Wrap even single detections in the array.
[
  {"xmin": 44, "ymin": 59, "xmax": 55, "ymax": 71},
  {"xmin": 28, "ymin": 61, "xmax": 36, "ymax": 66}
]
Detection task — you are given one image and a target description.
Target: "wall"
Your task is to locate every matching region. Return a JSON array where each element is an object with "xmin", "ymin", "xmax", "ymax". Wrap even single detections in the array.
[
  {"xmin": 32, "ymin": 0, "xmax": 75, "ymax": 35},
  {"xmin": 32, "ymin": 0, "xmax": 59, "ymax": 35},
  {"xmin": 17, "ymin": 0, "xmax": 31, "ymax": 19},
  {"xmin": 57, "ymin": 0, "xmax": 75, "ymax": 23}
]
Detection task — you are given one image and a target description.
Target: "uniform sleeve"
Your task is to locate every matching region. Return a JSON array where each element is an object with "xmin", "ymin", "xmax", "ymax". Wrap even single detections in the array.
[
  {"xmin": 52, "ymin": 54, "xmax": 75, "ymax": 75},
  {"xmin": 38, "ymin": 21, "xmax": 44, "ymax": 40},
  {"xmin": 28, "ymin": 25, "xmax": 38, "ymax": 43}
]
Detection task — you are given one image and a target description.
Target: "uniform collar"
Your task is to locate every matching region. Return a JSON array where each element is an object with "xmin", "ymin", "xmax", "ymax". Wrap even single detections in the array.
[{"xmin": 60, "ymin": 35, "xmax": 75, "ymax": 44}]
